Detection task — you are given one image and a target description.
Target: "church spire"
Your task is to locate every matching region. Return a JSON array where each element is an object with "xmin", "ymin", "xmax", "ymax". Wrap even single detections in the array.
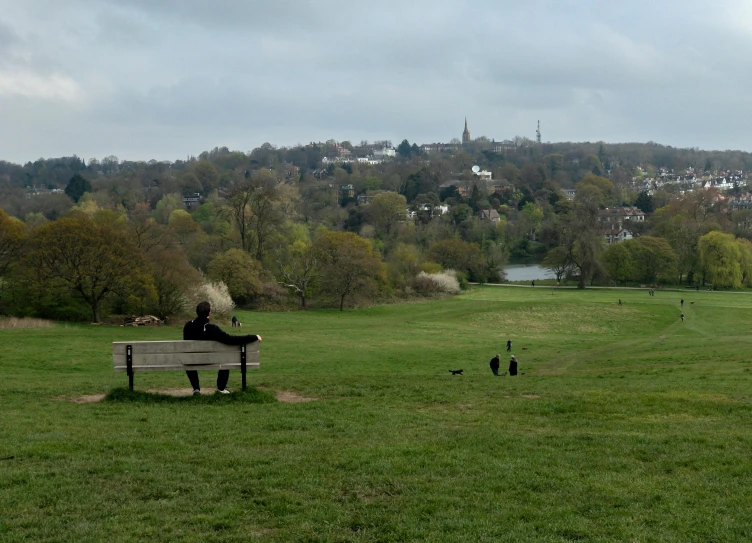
[{"xmin": 462, "ymin": 117, "xmax": 471, "ymax": 145}]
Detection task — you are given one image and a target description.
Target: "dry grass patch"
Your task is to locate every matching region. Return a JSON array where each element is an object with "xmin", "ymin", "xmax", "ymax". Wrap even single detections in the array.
[
  {"xmin": 470, "ymin": 305, "xmax": 642, "ymax": 334},
  {"xmin": 0, "ymin": 317, "xmax": 55, "ymax": 330}
]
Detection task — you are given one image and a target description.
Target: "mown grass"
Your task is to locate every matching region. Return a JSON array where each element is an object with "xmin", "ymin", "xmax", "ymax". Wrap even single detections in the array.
[{"xmin": 1, "ymin": 287, "xmax": 751, "ymax": 542}]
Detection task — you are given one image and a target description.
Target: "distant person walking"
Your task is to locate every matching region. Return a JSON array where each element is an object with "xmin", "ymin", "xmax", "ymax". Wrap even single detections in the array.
[
  {"xmin": 681, "ymin": 313, "xmax": 685, "ymax": 321},
  {"xmin": 506, "ymin": 339, "xmax": 512, "ymax": 353},
  {"xmin": 490, "ymin": 354, "xmax": 500, "ymax": 376},
  {"xmin": 231, "ymin": 315, "xmax": 240, "ymax": 327},
  {"xmin": 508, "ymin": 355, "xmax": 518, "ymax": 376},
  {"xmin": 531, "ymin": 280, "xmax": 535, "ymax": 287},
  {"xmin": 680, "ymin": 299, "xmax": 684, "ymax": 308},
  {"xmin": 618, "ymin": 299, "xmax": 622, "ymax": 305}
]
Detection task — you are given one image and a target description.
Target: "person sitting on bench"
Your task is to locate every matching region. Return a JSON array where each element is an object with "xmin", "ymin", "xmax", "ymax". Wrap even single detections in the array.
[{"xmin": 184, "ymin": 301, "xmax": 261, "ymax": 395}]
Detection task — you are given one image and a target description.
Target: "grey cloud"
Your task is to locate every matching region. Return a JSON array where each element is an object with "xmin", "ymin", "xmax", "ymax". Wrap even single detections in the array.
[{"xmin": 1, "ymin": 0, "xmax": 752, "ymax": 162}]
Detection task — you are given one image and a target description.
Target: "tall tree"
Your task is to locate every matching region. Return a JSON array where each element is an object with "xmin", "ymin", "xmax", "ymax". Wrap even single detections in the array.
[
  {"xmin": 562, "ymin": 185, "xmax": 604, "ymax": 288},
  {"xmin": 277, "ymin": 240, "xmax": 319, "ymax": 309},
  {"xmin": 542, "ymin": 246, "xmax": 573, "ymax": 282},
  {"xmin": 699, "ymin": 231, "xmax": 742, "ymax": 288},
  {"xmin": 207, "ymin": 248, "xmax": 263, "ymax": 305},
  {"xmin": 316, "ymin": 231, "xmax": 385, "ymax": 310},
  {"xmin": 366, "ymin": 192, "xmax": 407, "ymax": 237},
  {"xmin": 64, "ymin": 174, "xmax": 92, "ymax": 203},
  {"xmin": 0, "ymin": 209, "xmax": 27, "ymax": 282},
  {"xmin": 27, "ymin": 216, "xmax": 151, "ymax": 322},
  {"xmin": 625, "ymin": 236, "xmax": 677, "ymax": 284}
]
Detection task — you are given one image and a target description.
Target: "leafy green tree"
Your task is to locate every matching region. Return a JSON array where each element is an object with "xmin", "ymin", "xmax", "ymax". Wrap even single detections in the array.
[
  {"xmin": 699, "ymin": 231, "xmax": 742, "ymax": 288},
  {"xmin": 366, "ymin": 192, "xmax": 407, "ymax": 237},
  {"xmin": 207, "ymin": 248, "xmax": 264, "ymax": 305},
  {"xmin": 562, "ymin": 185, "xmax": 604, "ymax": 288},
  {"xmin": 277, "ymin": 240, "xmax": 319, "ymax": 308},
  {"xmin": 428, "ymin": 238, "xmax": 482, "ymax": 276},
  {"xmin": 542, "ymin": 246, "xmax": 572, "ymax": 282},
  {"xmin": 634, "ymin": 191, "xmax": 653, "ymax": 213},
  {"xmin": 0, "ymin": 209, "xmax": 27, "ymax": 282},
  {"xmin": 737, "ymin": 238, "xmax": 752, "ymax": 287},
  {"xmin": 194, "ymin": 162, "xmax": 220, "ymax": 193},
  {"xmin": 146, "ymin": 244, "xmax": 201, "ymax": 321},
  {"xmin": 316, "ymin": 231, "xmax": 386, "ymax": 310},
  {"xmin": 27, "ymin": 216, "xmax": 151, "ymax": 322},
  {"xmin": 625, "ymin": 236, "xmax": 677, "ymax": 284},
  {"xmin": 601, "ymin": 242, "xmax": 634, "ymax": 284},
  {"xmin": 64, "ymin": 174, "xmax": 92, "ymax": 203},
  {"xmin": 397, "ymin": 139, "xmax": 412, "ymax": 158}
]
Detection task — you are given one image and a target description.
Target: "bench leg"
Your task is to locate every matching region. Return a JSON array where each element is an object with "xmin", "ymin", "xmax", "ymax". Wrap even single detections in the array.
[
  {"xmin": 241, "ymin": 344, "xmax": 247, "ymax": 392},
  {"xmin": 127, "ymin": 344, "xmax": 134, "ymax": 391}
]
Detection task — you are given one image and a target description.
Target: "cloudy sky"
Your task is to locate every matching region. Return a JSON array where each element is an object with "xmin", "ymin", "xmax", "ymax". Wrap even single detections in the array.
[{"xmin": 1, "ymin": 0, "xmax": 751, "ymax": 163}]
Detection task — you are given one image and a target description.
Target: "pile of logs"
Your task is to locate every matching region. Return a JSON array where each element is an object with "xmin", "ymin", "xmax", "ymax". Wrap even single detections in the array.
[{"xmin": 122, "ymin": 315, "xmax": 164, "ymax": 326}]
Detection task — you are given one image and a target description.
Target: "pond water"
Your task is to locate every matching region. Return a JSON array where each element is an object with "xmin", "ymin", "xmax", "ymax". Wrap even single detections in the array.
[{"xmin": 504, "ymin": 264, "xmax": 555, "ymax": 282}]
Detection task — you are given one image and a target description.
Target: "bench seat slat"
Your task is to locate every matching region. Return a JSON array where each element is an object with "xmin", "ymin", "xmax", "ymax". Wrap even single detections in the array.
[
  {"xmin": 113, "ymin": 351, "xmax": 258, "ymax": 368},
  {"xmin": 112, "ymin": 340, "xmax": 259, "ymax": 355},
  {"xmin": 114, "ymin": 363, "xmax": 260, "ymax": 373}
]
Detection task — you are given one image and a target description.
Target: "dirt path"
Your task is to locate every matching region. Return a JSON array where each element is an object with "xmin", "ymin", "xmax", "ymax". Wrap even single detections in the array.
[{"xmin": 68, "ymin": 388, "xmax": 317, "ymax": 404}]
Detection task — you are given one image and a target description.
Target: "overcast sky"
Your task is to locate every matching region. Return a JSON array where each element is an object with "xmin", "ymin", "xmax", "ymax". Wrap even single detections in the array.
[{"xmin": 1, "ymin": 0, "xmax": 751, "ymax": 164}]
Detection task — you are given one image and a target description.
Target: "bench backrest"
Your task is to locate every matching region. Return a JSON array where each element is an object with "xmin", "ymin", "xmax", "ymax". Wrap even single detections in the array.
[{"xmin": 112, "ymin": 340, "xmax": 260, "ymax": 373}]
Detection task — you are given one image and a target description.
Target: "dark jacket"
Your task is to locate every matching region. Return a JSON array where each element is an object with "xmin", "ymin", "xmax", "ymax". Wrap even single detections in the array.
[
  {"xmin": 183, "ymin": 317, "xmax": 259, "ymax": 345},
  {"xmin": 508, "ymin": 358, "xmax": 518, "ymax": 376},
  {"xmin": 490, "ymin": 357, "xmax": 500, "ymax": 371}
]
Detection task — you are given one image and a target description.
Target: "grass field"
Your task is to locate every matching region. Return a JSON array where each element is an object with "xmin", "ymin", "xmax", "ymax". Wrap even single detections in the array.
[{"xmin": 2, "ymin": 286, "xmax": 751, "ymax": 542}]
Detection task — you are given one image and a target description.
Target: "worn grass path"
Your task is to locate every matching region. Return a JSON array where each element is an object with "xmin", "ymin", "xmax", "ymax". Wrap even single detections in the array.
[{"xmin": 1, "ymin": 287, "xmax": 751, "ymax": 542}]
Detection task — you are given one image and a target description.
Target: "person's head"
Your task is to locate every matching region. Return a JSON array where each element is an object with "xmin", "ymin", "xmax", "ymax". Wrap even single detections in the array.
[
  {"xmin": 495, "ymin": 354, "xmax": 500, "ymax": 359},
  {"xmin": 510, "ymin": 355, "xmax": 516, "ymax": 361},
  {"xmin": 196, "ymin": 301, "xmax": 211, "ymax": 318}
]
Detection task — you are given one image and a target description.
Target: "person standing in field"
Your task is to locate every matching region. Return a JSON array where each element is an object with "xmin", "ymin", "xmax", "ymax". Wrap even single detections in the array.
[
  {"xmin": 508, "ymin": 355, "xmax": 518, "ymax": 376},
  {"xmin": 183, "ymin": 301, "xmax": 261, "ymax": 395},
  {"xmin": 490, "ymin": 354, "xmax": 501, "ymax": 376},
  {"xmin": 681, "ymin": 313, "xmax": 685, "ymax": 321},
  {"xmin": 680, "ymin": 299, "xmax": 684, "ymax": 308},
  {"xmin": 506, "ymin": 339, "xmax": 512, "ymax": 353}
]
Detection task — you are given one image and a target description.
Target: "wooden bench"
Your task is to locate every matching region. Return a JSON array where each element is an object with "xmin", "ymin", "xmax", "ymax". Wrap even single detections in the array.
[{"xmin": 112, "ymin": 341, "xmax": 260, "ymax": 391}]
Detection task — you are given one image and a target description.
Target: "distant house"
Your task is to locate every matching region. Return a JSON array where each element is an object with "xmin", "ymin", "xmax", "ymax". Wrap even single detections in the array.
[
  {"xmin": 373, "ymin": 147, "xmax": 396, "ymax": 159},
  {"xmin": 563, "ymin": 188, "xmax": 576, "ymax": 200},
  {"xmin": 601, "ymin": 224, "xmax": 633, "ymax": 245},
  {"xmin": 599, "ymin": 206, "xmax": 646, "ymax": 225},
  {"xmin": 340, "ymin": 184, "xmax": 355, "ymax": 199},
  {"xmin": 480, "ymin": 209, "xmax": 501, "ymax": 224},
  {"xmin": 183, "ymin": 193, "xmax": 201, "ymax": 209}
]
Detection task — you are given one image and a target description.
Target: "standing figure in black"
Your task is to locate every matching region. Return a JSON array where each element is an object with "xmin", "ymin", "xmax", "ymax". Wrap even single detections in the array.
[
  {"xmin": 680, "ymin": 299, "xmax": 684, "ymax": 308},
  {"xmin": 508, "ymin": 355, "xmax": 518, "ymax": 376},
  {"xmin": 681, "ymin": 313, "xmax": 685, "ymax": 321},
  {"xmin": 506, "ymin": 339, "xmax": 512, "ymax": 353},
  {"xmin": 184, "ymin": 301, "xmax": 262, "ymax": 395},
  {"xmin": 490, "ymin": 354, "xmax": 500, "ymax": 376}
]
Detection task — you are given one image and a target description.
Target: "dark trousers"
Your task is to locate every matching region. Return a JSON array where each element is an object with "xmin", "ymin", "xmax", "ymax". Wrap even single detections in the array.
[
  {"xmin": 186, "ymin": 370, "xmax": 230, "ymax": 391},
  {"xmin": 491, "ymin": 368, "xmax": 499, "ymax": 376}
]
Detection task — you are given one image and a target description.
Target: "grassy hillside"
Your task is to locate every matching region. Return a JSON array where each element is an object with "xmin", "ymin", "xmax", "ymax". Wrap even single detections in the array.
[{"xmin": 1, "ymin": 287, "xmax": 751, "ymax": 542}]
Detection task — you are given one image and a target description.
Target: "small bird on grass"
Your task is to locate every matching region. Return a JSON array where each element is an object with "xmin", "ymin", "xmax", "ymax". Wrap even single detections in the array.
[{"xmin": 449, "ymin": 369, "xmax": 464, "ymax": 375}]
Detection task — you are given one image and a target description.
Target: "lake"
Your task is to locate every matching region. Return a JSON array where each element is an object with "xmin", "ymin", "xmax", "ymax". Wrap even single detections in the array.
[{"xmin": 504, "ymin": 264, "xmax": 554, "ymax": 281}]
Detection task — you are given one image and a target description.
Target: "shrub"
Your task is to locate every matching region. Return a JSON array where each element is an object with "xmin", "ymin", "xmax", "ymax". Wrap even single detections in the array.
[
  {"xmin": 185, "ymin": 279, "xmax": 235, "ymax": 320},
  {"xmin": 413, "ymin": 270, "xmax": 461, "ymax": 295}
]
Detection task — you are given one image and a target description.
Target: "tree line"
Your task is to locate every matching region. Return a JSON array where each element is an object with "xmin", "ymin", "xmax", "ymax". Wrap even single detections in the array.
[{"xmin": 2, "ymin": 138, "xmax": 752, "ymax": 322}]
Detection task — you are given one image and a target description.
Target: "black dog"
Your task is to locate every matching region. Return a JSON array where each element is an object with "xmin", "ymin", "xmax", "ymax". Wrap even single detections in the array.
[{"xmin": 449, "ymin": 369, "xmax": 464, "ymax": 375}]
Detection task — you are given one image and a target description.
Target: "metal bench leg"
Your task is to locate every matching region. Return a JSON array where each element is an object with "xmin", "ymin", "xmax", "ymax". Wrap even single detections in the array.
[
  {"xmin": 241, "ymin": 344, "xmax": 247, "ymax": 392},
  {"xmin": 127, "ymin": 345, "xmax": 134, "ymax": 391}
]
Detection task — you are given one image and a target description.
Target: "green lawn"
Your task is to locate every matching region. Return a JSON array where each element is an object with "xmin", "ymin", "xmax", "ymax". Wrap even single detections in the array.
[{"xmin": 2, "ymin": 287, "xmax": 751, "ymax": 542}]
